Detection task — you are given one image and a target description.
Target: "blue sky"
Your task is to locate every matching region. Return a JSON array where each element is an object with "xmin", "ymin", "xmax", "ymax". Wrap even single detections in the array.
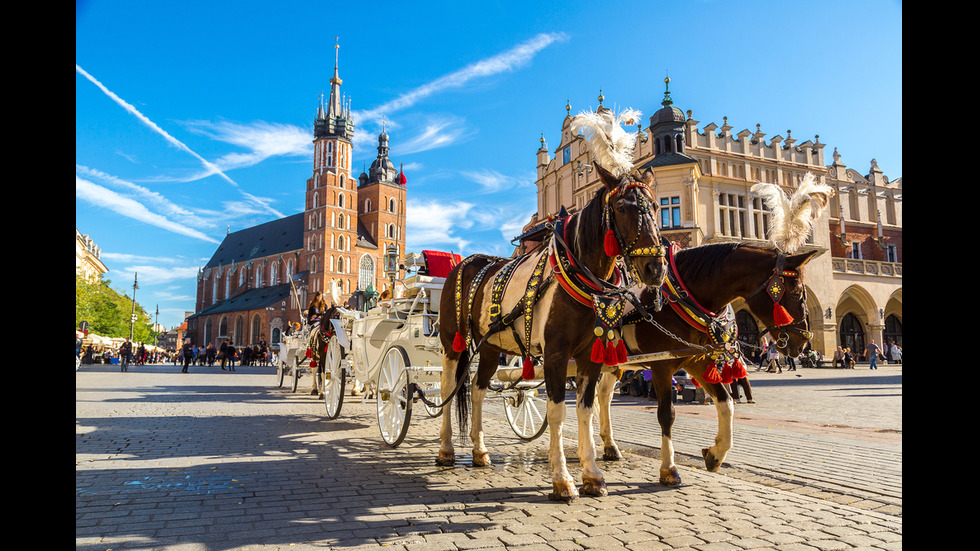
[{"xmin": 75, "ymin": 0, "xmax": 902, "ymax": 330}]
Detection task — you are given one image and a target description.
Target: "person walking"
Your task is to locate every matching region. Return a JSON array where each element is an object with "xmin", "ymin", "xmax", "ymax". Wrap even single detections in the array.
[
  {"xmin": 865, "ymin": 340, "xmax": 881, "ymax": 370},
  {"xmin": 227, "ymin": 343, "xmax": 237, "ymax": 371},
  {"xmin": 119, "ymin": 339, "xmax": 132, "ymax": 372},
  {"xmin": 180, "ymin": 339, "xmax": 193, "ymax": 373},
  {"xmin": 219, "ymin": 340, "xmax": 229, "ymax": 370},
  {"xmin": 889, "ymin": 342, "xmax": 902, "ymax": 364}
]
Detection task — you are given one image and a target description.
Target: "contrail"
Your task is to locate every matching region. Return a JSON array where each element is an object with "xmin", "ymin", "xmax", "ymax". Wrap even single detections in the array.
[{"xmin": 75, "ymin": 64, "xmax": 284, "ymax": 218}]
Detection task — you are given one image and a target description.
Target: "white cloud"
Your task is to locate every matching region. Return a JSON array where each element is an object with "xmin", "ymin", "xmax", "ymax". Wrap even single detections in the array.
[
  {"xmin": 395, "ymin": 116, "xmax": 476, "ymax": 156},
  {"xmin": 406, "ymin": 198, "xmax": 475, "ymax": 253},
  {"xmin": 355, "ymin": 32, "xmax": 567, "ymax": 123},
  {"xmin": 179, "ymin": 119, "xmax": 311, "ymax": 174},
  {"xmin": 76, "ymin": 64, "xmax": 284, "ymax": 218},
  {"xmin": 76, "ymin": 176, "xmax": 220, "ymax": 244}
]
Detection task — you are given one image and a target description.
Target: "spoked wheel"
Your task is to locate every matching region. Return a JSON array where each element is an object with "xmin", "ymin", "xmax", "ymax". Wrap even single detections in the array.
[
  {"xmin": 421, "ymin": 382, "xmax": 443, "ymax": 418},
  {"xmin": 376, "ymin": 345, "xmax": 413, "ymax": 447},
  {"xmin": 322, "ymin": 336, "xmax": 345, "ymax": 419},
  {"xmin": 291, "ymin": 357, "xmax": 301, "ymax": 393},
  {"xmin": 504, "ymin": 388, "xmax": 548, "ymax": 441},
  {"xmin": 277, "ymin": 358, "xmax": 287, "ymax": 388}
]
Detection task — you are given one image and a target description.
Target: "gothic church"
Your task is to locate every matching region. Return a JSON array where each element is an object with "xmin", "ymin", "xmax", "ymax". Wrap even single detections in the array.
[{"xmin": 186, "ymin": 45, "xmax": 407, "ymax": 350}]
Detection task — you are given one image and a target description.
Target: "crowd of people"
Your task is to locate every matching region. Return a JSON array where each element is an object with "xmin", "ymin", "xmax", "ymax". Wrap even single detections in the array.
[{"xmin": 76, "ymin": 338, "xmax": 171, "ymax": 369}]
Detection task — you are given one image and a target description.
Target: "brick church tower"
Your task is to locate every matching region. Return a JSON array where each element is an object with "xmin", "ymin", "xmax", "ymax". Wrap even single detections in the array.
[
  {"xmin": 304, "ymin": 42, "xmax": 357, "ymax": 297},
  {"xmin": 357, "ymin": 122, "xmax": 407, "ymax": 296}
]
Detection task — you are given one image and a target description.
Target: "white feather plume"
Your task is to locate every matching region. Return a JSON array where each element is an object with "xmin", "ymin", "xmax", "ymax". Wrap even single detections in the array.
[
  {"xmin": 328, "ymin": 279, "xmax": 341, "ymax": 306},
  {"xmin": 751, "ymin": 173, "xmax": 835, "ymax": 253},
  {"xmin": 570, "ymin": 106, "xmax": 643, "ymax": 178}
]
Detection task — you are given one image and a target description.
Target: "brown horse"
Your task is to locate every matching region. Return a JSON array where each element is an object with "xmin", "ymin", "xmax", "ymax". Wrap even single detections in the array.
[
  {"xmin": 595, "ymin": 173, "xmax": 834, "ymax": 486},
  {"xmin": 594, "ymin": 241, "xmax": 820, "ymax": 486},
  {"xmin": 436, "ymin": 159, "xmax": 667, "ymax": 500}
]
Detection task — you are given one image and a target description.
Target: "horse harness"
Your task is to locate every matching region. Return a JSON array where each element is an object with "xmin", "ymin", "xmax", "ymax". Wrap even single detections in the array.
[
  {"xmin": 452, "ymin": 175, "xmax": 666, "ymax": 378},
  {"xmin": 745, "ymin": 251, "xmax": 813, "ymax": 348}
]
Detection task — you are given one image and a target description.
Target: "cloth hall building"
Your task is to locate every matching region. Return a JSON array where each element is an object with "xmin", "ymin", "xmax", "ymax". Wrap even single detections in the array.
[
  {"xmin": 531, "ymin": 82, "xmax": 902, "ymax": 360},
  {"xmin": 186, "ymin": 48, "xmax": 407, "ymax": 350}
]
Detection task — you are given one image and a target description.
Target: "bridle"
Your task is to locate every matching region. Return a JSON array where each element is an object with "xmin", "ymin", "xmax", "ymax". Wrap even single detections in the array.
[
  {"xmin": 603, "ymin": 176, "xmax": 668, "ymax": 277},
  {"xmin": 746, "ymin": 252, "xmax": 813, "ymax": 349}
]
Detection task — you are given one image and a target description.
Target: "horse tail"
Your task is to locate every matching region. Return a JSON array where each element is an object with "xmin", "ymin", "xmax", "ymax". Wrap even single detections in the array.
[{"xmin": 455, "ymin": 347, "xmax": 471, "ymax": 440}]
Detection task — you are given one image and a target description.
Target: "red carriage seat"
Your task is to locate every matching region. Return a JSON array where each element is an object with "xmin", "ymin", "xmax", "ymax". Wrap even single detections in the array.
[{"xmin": 422, "ymin": 250, "xmax": 462, "ymax": 278}]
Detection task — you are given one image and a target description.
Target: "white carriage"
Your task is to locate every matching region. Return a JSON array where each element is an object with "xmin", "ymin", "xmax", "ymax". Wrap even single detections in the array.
[{"xmin": 318, "ymin": 251, "xmax": 549, "ymax": 447}]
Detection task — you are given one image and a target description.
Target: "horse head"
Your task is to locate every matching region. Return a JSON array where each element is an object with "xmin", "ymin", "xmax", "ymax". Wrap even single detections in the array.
[
  {"xmin": 595, "ymin": 163, "xmax": 667, "ymax": 287},
  {"xmin": 744, "ymin": 247, "xmax": 819, "ymax": 357}
]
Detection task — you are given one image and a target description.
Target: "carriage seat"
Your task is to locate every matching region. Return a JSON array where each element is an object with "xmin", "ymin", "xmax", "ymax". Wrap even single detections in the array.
[{"xmin": 418, "ymin": 250, "xmax": 461, "ymax": 278}]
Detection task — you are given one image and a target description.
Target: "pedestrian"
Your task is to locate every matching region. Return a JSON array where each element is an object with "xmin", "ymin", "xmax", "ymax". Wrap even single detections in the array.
[
  {"xmin": 181, "ymin": 338, "xmax": 193, "ymax": 373},
  {"xmin": 865, "ymin": 340, "xmax": 881, "ymax": 370},
  {"xmin": 755, "ymin": 339, "xmax": 769, "ymax": 371},
  {"xmin": 730, "ymin": 375, "xmax": 755, "ymax": 404},
  {"xmin": 206, "ymin": 343, "xmax": 216, "ymax": 366},
  {"xmin": 219, "ymin": 340, "xmax": 229, "ymax": 370},
  {"xmin": 765, "ymin": 345, "xmax": 781, "ymax": 373},
  {"xmin": 227, "ymin": 343, "xmax": 237, "ymax": 371},
  {"xmin": 241, "ymin": 345, "xmax": 251, "ymax": 367},
  {"xmin": 119, "ymin": 338, "xmax": 132, "ymax": 372},
  {"xmin": 833, "ymin": 346, "xmax": 845, "ymax": 369},
  {"xmin": 843, "ymin": 347, "xmax": 855, "ymax": 369},
  {"xmin": 889, "ymin": 342, "xmax": 902, "ymax": 364}
]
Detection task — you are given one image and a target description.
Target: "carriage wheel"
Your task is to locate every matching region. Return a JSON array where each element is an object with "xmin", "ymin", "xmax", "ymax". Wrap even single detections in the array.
[
  {"xmin": 277, "ymin": 358, "xmax": 287, "ymax": 388},
  {"xmin": 376, "ymin": 345, "xmax": 413, "ymax": 447},
  {"xmin": 322, "ymin": 336, "xmax": 345, "ymax": 419},
  {"xmin": 504, "ymin": 388, "xmax": 548, "ymax": 441},
  {"xmin": 291, "ymin": 357, "xmax": 301, "ymax": 393},
  {"xmin": 421, "ymin": 382, "xmax": 443, "ymax": 418}
]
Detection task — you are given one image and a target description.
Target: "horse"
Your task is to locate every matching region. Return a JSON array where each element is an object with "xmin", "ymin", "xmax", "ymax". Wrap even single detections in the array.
[
  {"xmin": 436, "ymin": 107, "xmax": 673, "ymax": 498},
  {"xmin": 596, "ymin": 172, "xmax": 834, "ymax": 486},
  {"xmin": 595, "ymin": 241, "xmax": 819, "ymax": 485}
]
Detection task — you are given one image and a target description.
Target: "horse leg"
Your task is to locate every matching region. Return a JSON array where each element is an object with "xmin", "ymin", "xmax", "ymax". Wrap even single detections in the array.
[
  {"xmin": 699, "ymin": 380, "xmax": 734, "ymax": 472},
  {"xmin": 595, "ymin": 371, "xmax": 622, "ymax": 461},
  {"xmin": 576, "ymin": 374, "xmax": 607, "ymax": 497},
  {"xmin": 544, "ymin": 356, "xmax": 577, "ymax": 501},
  {"xmin": 651, "ymin": 371, "xmax": 681, "ymax": 486},
  {"xmin": 436, "ymin": 351, "xmax": 458, "ymax": 466},
  {"xmin": 469, "ymin": 353, "xmax": 499, "ymax": 467}
]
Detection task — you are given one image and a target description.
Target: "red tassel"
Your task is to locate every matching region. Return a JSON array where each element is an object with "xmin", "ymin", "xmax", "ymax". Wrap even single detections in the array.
[
  {"xmin": 522, "ymin": 357, "xmax": 535, "ymax": 380},
  {"xmin": 452, "ymin": 331, "xmax": 466, "ymax": 352},
  {"xmin": 703, "ymin": 362, "xmax": 722, "ymax": 384},
  {"xmin": 604, "ymin": 229, "xmax": 621, "ymax": 257},
  {"xmin": 615, "ymin": 339, "xmax": 628, "ymax": 365},
  {"xmin": 309, "ymin": 359, "xmax": 317, "ymax": 368},
  {"xmin": 691, "ymin": 378, "xmax": 701, "ymax": 388},
  {"xmin": 721, "ymin": 362, "xmax": 734, "ymax": 384},
  {"xmin": 604, "ymin": 340, "xmax": 619, "ymax": 366},
  {"xmin": 732, "ymin": 358, "xmax": 747, "ymax": 379},
  {"xmin": 591, "ymin": 338, "xmax": 605, "ymax": 363},
  {"xmin": 305, "ymin": 348, "xmax": 312, "ymax": 358},
  {"xmin": 773, "ymin": 303, "xmax": 794, "ymax": 326}
]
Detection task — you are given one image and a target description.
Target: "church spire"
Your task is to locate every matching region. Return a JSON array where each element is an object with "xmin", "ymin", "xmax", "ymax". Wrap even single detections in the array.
[{"xmin": 328, "ymin": 38, "xmax": 343, "ymax": 118}]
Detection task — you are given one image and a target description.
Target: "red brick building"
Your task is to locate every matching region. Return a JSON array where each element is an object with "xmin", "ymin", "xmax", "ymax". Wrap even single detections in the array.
[{"xmin": 186, "ymin": 45, "xmax": 407, "ymax": 350}]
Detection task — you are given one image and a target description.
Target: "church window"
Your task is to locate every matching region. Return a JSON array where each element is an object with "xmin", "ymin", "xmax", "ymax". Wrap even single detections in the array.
[
  {"xmin": 338, "ymin": 256, "xmax": 345, "ymax": 274},
  {"xmin": 364, "ymin": 199, "xmax": 371, "ymax": 213},
  {"xmin": 358, "ymin": 255, "xmax": 375, "ymax": 290},
  {"xmin": 389, "ymin": 198, "xmax": 396, "ymax": 213},
  {"xmin": 271, "ymin": 262, "xmax": 279, "ymax": 284},
  {"xmin": 338, "ymin": 193, "xmax": 345, "ymax": 208}
]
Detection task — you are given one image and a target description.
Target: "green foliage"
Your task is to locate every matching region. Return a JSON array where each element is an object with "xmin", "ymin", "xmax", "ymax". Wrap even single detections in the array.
[{"xmin": 75, "ymin": 271, "xmax": 157, "ymax": 342}]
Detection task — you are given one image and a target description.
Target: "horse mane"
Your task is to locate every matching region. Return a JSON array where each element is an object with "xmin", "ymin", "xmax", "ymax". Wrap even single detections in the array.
[
  {"xmin": 673, "ymin": 242, "xmax": 746, "ymax": 283},
  {"xmin": 571, "ymin": 185, "xmax": 609, "ymax": 255}
]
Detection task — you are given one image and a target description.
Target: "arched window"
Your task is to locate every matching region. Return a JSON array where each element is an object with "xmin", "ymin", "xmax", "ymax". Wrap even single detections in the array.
[
  {"xmin": 255, "ymin": 265, "xmax": 263, "ymax": 287},
  {"xmin": 219, "ymin": 316, "xmax": 228, "ymax": 337},
  {"xmin": 271, "ymin": 261, "xmax": 279, "ymax": 285},
  {"xmin": 251, "ymin": 314, "xmax": 261, "ymax": 345},
  {"xmin": 271, "ymin": 327, "xmax": 281, "ymax": 345},
  {"xmin": 884, "ymin": 315, "xmax": 902, "ymax": 347},
  {"xmin": 338, "ymin": 193, "xmax": 345, "ymax": 208},
  {"xmin": 338, "ymin": 256, "xmax": 345, "ymax": 274},
  {"xmin": 234, "ymin": 315, "xmax": 244, "ymax": 346},
  {"xmin": 839, "ymin": 313, "xmax": 865, "ymax": 356},
  {"xmin": 389, "ymin": 198, "xmax": 396, "ymax": 212},
  {"xmin": 359, "ymin": 255, "xmax": 375, "ymax": 290},
  {"xmin": 365, "ymin": 199, "xmax": 371, "ymax": 213}
]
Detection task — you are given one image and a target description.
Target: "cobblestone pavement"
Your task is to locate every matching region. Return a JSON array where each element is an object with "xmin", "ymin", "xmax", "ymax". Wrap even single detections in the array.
[{"xmin": 76, "ymin": 362, "xmax": 902, "ymax": 550}]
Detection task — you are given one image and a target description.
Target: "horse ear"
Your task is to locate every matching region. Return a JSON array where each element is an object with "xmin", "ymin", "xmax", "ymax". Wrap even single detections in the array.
[
  {"xmin": 594, "ymin": 162, "xmax": 619, "ymax": 191},
  {"xmin": 787, "ymin": 249, "xmax": 820, "ymax": 269},
  {"xmin": 639, "ymin": 168, "xmax": 655, "ymax": 189}
]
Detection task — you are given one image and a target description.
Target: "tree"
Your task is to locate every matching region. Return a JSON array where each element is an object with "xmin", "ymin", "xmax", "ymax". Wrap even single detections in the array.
[{"xmin": 75, "ymin": 271, "xmax": 157, "ymax": 342}]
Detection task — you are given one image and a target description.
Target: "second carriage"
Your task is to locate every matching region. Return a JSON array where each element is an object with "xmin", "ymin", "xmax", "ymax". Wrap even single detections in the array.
[{"xmin": 317, "ymin": 250, "xmax": 549, "ymax": 446}]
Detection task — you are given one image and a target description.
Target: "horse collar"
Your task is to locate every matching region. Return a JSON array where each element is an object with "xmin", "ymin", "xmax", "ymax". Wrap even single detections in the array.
[{"xmin": 659, "ymin": 243, "xmax": 738, "ymax": 346}]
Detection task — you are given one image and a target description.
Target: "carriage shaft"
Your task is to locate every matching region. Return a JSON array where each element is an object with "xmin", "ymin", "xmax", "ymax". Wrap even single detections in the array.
[{"xmin": 493, "ymin": 347, "xmax": 704, "ymax": 382}]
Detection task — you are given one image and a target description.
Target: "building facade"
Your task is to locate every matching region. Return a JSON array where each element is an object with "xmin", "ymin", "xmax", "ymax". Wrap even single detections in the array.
[
  {"xmin": 186, "ymin": 46, "xmax": 407, "ymax": 350},
  {"xmin": 532, "ymin": 82, "xmax": 902, "ymax": 358},
  {"xmin": 76, "ymin": 229, "xmax": 108, "ymax": 282}
]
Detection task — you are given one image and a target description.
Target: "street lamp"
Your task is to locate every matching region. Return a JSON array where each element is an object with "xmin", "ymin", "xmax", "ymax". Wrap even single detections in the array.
[{"xmin": 129, "ymin": 273, "xmax": 139, "ymax": 342}]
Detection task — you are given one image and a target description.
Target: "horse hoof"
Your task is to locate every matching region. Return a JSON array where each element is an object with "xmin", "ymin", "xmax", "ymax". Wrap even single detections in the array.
[
  {"xmin": 659, "ymin": 467, "xmax": 682, "ymax": 487},
  {"xmin": 702, "ymin": 448, "xmax": 722, "ymax": 472},
  {"xmin": 435, "ymin": 450, "xmax": 455, "ymax": 466},
  {"xmin": 581, "ymin": 476, "xmax": 608, "ymax": 497},
  {"xmin": 472, "ymin": 451, "xmax": 491, "ymax": 467},
  {"xmin": 549, "ymin": 481, "xmax": 579, "ymax": 501},
  {"xmin": 602, "ymin": 445, "xmax": 622, "ymax": 461}
]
